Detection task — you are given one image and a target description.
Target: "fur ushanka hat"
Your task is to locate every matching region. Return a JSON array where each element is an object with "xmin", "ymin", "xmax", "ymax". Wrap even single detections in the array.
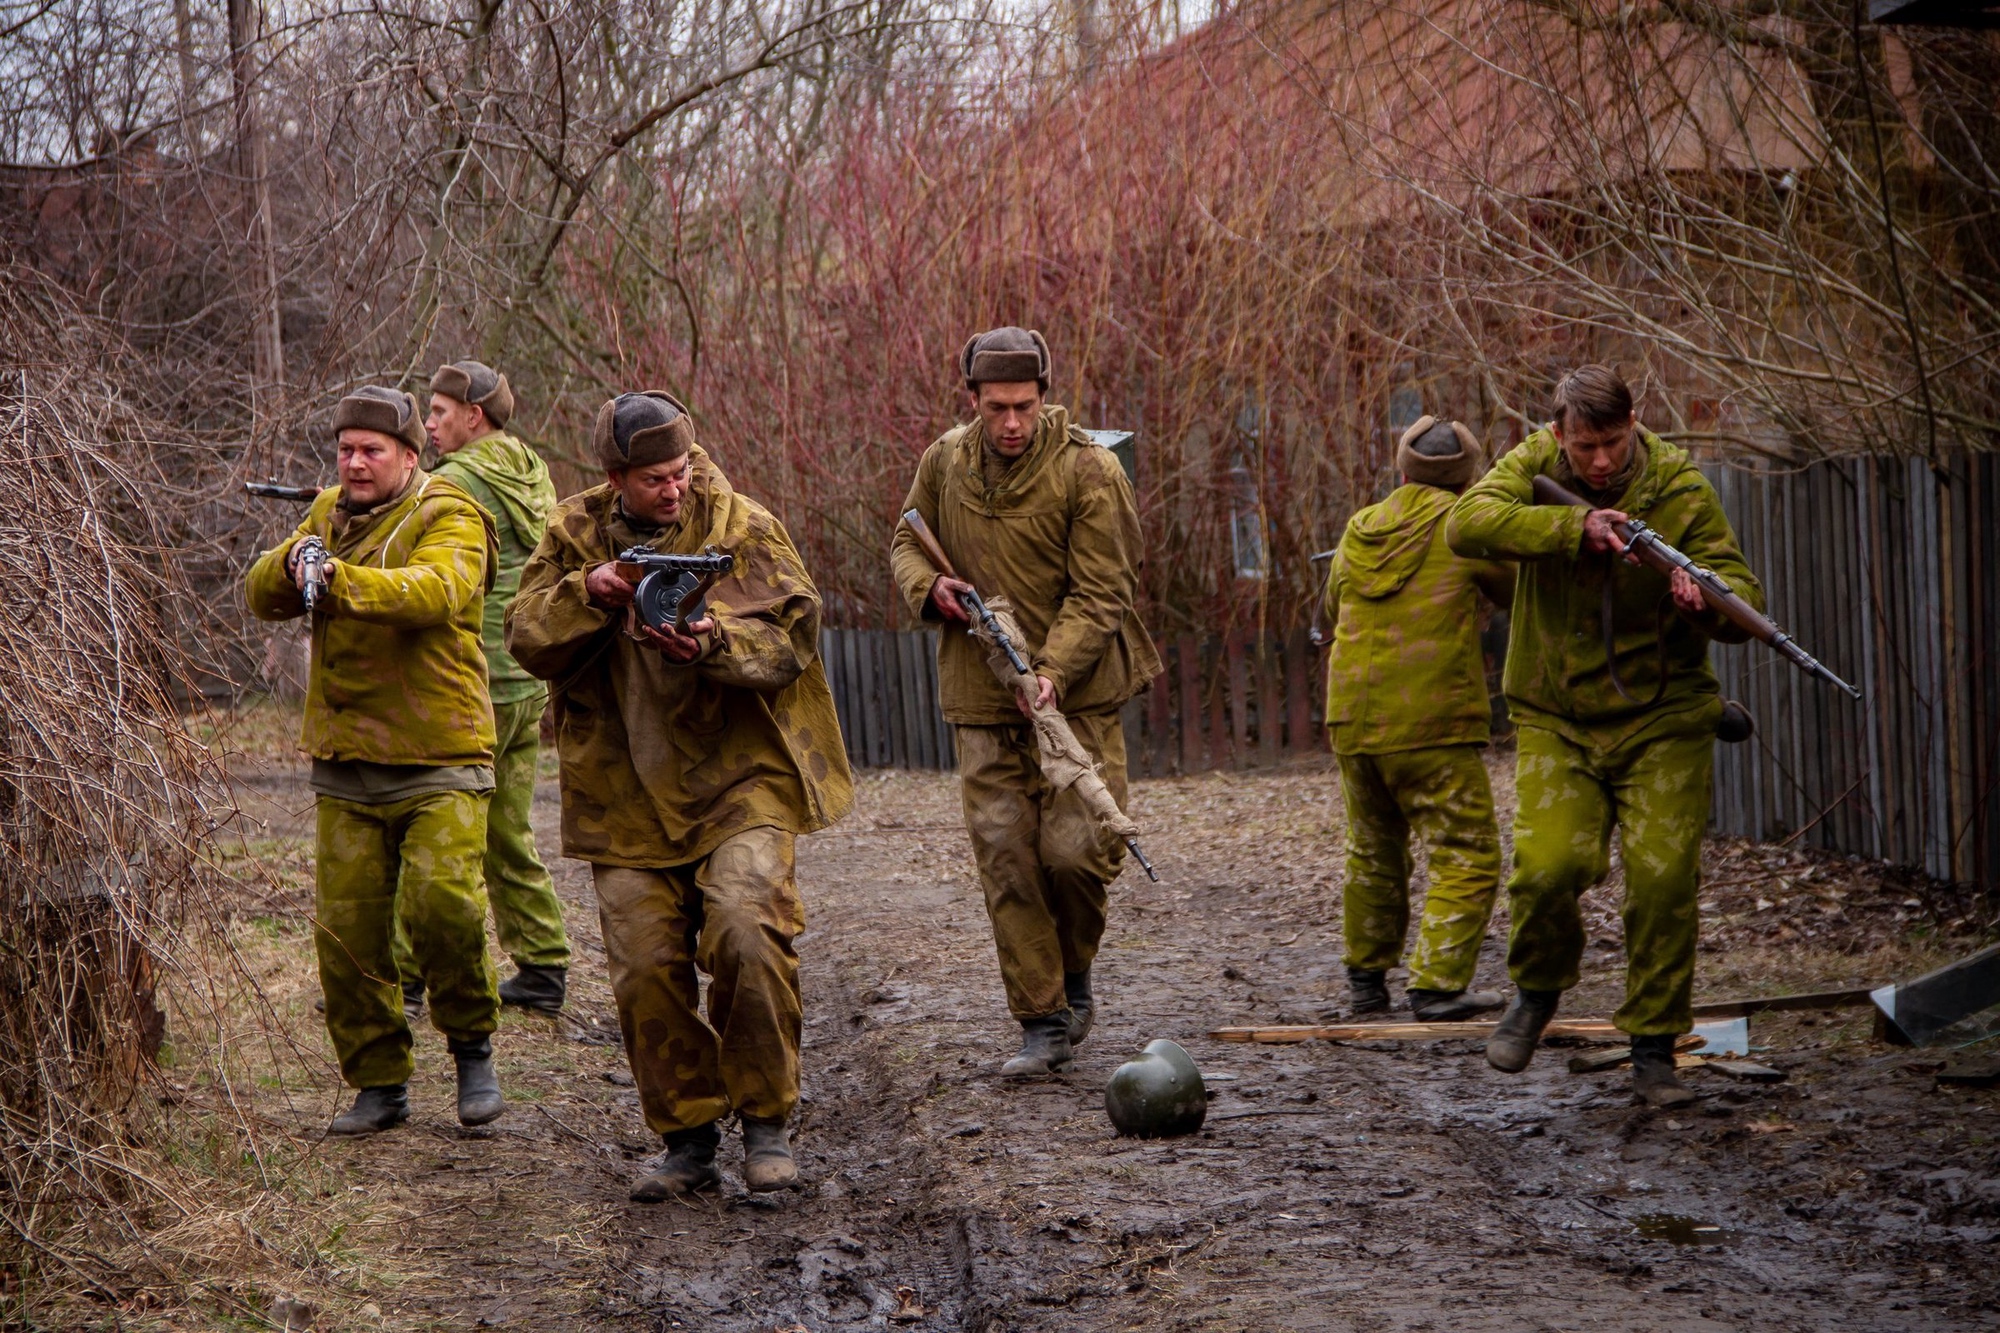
[
  {"xmin": 429, "ymin": 360, "xmax": 515, "ymax": 429},
  {"xmin": 593, "ymin": 390, "xmax": 696, "ymax": 472},
  {"xmin": 1395, "ymin": 414, "xmax": 1484, "ymax": 489},
  {"xmin": 332, "ymin": 385, "xmax": 425, "ymax": 452},
  {"xmin": 960, "ymin": 327, "xmax": 1051, "ymax": 391}
]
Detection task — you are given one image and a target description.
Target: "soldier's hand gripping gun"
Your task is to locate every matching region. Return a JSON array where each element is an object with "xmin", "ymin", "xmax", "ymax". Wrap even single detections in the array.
[
  {"xmin": 245, "ymin": 480, "xmax": 324, "ymax": 502},
  {"xmin": 1532, "ymin": 474, "xmax": 1861, "ymax": 699},
  {"xmin": 614, "ymin": 547, "xmax": 735, "ymax": 636},
  {"xmin": 293, "ymin": 535, "xmax": 332, "ymax": 614},
  {"xmin": 900, "ymin": 510, "xmax": 1032, "ymax": 677}
]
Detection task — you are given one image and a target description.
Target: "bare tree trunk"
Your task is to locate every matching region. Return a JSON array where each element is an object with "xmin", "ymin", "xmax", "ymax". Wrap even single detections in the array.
[
  {"xmin": 172, "ymin": 0, "xmax": 201, "ymax": 153},
  {"xmin": 228, "ymin": 0, "xmax": 283, "ymax": 424}
]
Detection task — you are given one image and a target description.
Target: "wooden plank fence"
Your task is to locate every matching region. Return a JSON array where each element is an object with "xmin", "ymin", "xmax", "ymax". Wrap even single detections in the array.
[{"xmin": 1706, "ymin": 451, "xmax": 1999, "ymax": 886}]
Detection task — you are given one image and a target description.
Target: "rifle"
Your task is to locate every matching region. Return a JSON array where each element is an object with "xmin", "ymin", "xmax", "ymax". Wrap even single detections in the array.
[
  {"xmin": 245, "ymin": 480, "xmax": 325, "ymax": 502},
  {"xmin": 1307, "ymin": 549, "xmax": 1337, "ymax": 647},
  {"xmin": 899, "ymin": 510, "xmax": 1032, "ymax": 677},
  {"xmin": 293, "ymin": 535, "xmax": 332, "ymax": 614},
  {"xmin": 1531, "ymin": 474, "xmax": 1861, "ymax": 700},
  {"xmin": 614, "ymin": 547, "xmax": 735, "ymax": 635}
]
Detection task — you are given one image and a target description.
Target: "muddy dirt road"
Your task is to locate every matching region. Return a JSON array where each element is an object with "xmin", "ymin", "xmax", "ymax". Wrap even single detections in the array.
[{"xmin": 234, "ymin": 754, "xmax": 1999, "ymax": 1331}]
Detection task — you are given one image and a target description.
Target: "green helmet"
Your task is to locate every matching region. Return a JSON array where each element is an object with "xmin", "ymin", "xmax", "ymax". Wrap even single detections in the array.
[{"xmin": 1105, "ymin": 1039, "xmax": 1208, "ymax": 1138}]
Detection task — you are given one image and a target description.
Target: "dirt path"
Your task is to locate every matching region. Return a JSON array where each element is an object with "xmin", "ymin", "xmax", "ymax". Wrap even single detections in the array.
[{"xmin": 229, "ymin": 755, "xmax": 1999, "ymax": 1331}]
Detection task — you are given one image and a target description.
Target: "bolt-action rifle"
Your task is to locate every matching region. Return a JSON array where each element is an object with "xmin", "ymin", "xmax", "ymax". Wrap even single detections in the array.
[
  {"xmin": 900, "ymin": 510, "xmax": 1032, "ymax": 677},
  {"xmin": 244, "ymin": 480, "xmax": 325, "ymax": 502},
  {"xmin": 1532, "ymin": 474, "xmax": 1861, "ymax": 700}
]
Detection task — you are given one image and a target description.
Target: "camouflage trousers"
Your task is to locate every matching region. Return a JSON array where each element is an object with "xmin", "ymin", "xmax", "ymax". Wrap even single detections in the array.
[
  {"xmin": 396, "ymin": 695, "xmax": 569, "ymax": 982},
  {"xmin": 1337, "ymin": 744, "xmax": 1501, "ymax": 992},
  {"xmin": 315, "ymin": 791, "xmax": 498, "ymax": 1089},
  {"xmin": 957, "ymin": 713, "xmax": 1127, "ymax": 1020},
  {"xmin": 592, "ymin": 826, "xmax": 804, "ymax": 1134},
  {"xmin": 1508, "ymin": 724, "xmax": 1714, "ymax": 1036}
]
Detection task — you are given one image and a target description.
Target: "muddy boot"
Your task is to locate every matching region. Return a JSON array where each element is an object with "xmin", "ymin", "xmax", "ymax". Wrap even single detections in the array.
[
  {"xmin": 741, "ymin": 1117, "xmax": 801, "ymax": 1193},
  {"xmin": 449, "ymin": 1037, "xmax": 505, "ymax": 1126},
  {"xmin": 497, "ymin": 963, "xmax": 567, "ymax": 1017},
  {"xmin": 1000, "ymin": 1014, "xmax": 1073, "ymax": 1078},
  {"xmin": 1486, "ymin": 988, "xmax": 1561, "ymax": 1073},
  {"xmin": 1631, "ymin": 1035, "xmax": 1698, "ymax": 1108},
  {"xmin": 631, "ymin": 1122, "xmax": 722, "ymax": 1202},
  {"xmin": 402, "ymin": 980, "xmax": 426, "ymax": 1025},
  {"xmin": 1409, "ymin": 987, "xmax": 1506, "ymax": 1022},
  {"xmin": 329, "ymin": 1085, "xmax": 409, "ymax": 1136},
  {"xmin": 1064, "ymin": 970, "xmax": 1095, "ymax": 1047},
  {"xmin": 1346, "ymin": 967, "xmax": 1390, "ymax": 1018}
]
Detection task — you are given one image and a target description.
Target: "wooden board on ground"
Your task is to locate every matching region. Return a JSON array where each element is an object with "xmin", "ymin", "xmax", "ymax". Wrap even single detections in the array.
[
  {"xmin": 1212, "ymin": 1020, "xmax": 1622, "ymax": 1044},
  {"xmin": 1568, "ymin": 1034, "xmax": 1703, "ymax": 1074},
  {"xmin": 1689, "ymin": 987, "xmax": 1875, "ymax": 1019},
  {"xmin": 1707, "ymin": 1059, "xmax": 1788, "ymax": 1083}
]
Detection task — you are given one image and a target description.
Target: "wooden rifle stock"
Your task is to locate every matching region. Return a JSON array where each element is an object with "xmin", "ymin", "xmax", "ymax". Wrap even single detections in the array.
[
  {"xmin": 1530, "ymin": 474, "xmax": 1860, "ymax": 699},
  {"xmin": 899, "ymin": 509, "xmax": 1032, "ymax": 678}
]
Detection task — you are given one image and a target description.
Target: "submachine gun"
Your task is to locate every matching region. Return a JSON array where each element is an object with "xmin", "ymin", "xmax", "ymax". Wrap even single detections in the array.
[
  {"xmin": 1532, "ymin": 474, "xmax": 1861, "ymax": 700},
  {"xmin": 615, "ymin": 547, "xmax": 735, "ymax": 636}
]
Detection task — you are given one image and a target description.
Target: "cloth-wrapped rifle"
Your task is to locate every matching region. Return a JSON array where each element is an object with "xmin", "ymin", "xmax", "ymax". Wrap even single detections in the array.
[{"xmin": 901, "ymin": 510, "xmax": 1160, "ymax": 881}]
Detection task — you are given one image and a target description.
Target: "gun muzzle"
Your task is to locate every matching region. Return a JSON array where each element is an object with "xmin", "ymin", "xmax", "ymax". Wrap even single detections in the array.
[{"xmin": 1125, "ymin": 837, "xmax": 1160, "ymax": 883}]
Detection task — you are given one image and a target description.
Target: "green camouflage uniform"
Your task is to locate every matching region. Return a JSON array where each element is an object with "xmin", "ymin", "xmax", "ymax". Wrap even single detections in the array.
[
  {"xmin": 245, "ymin": 472, "xmax": 501, "ymax": 1088},
  {"xmin": 506, "ymin": 447, "xmax": 853, "ymax": 1132},
  {"xmin": 392, "ymin": 431, "xmax": 569, "ymax": 979},
  {"xmin": 1323, "ymin": 483, "xmax": 1513, "ymax": 991},
  {"xmin": 1448, "ymin": 429, "xmax": 1762, "ymax": 1035},
  {"xmin": 888, "ymin": 406, "xmax": 1162, "ymax": 1020}
]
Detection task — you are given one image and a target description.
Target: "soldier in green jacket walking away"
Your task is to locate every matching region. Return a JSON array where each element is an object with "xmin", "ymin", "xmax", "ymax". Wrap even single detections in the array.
[
  {"xmin": 407, "ymin": 360, "xmax": 572, "ymax": 1018},
  {"xmin": 1448, "ymin": 366, "xmax": 1764, "ymax": 1107},
  {"xmin": 1323, "ymin": 416, "xmax": 1513, "ymax": 1022},
  {"xmin": 245, "ymin": 386, "xmax": 506, "ymax": 1135}
]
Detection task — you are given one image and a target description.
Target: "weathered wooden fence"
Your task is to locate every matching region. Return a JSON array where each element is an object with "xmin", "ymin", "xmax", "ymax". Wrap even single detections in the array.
[
  {"xmin": 1706, "ymin": 452, "xmax": 1999, "ymax": 886},
  {"xmin": 819, "ymin": 629, "xmax": 959, "ymax": 769}
]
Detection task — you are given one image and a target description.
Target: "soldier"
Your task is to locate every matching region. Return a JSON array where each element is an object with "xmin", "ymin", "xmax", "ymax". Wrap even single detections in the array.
[
  {"xmin": 889, "ymin": 327, "xmax": 1161, "ymax": 1078},
  {"xmin": 506, "ymin": 391, "xmax": 852, "ymax": 1198},
  {"xmin": 1447, "ymin": 365, "xmax": 1763, "ymax": 1107},
  {"xmin": 403, "ymin": 360, "xmax": 572, "ymax": 1018},
  {"xmin": 245, "ymin": 385, "xmax": 505, "ymax": 1135},
  {"xmin": 1323, "ymin": 415, "xmax": 1512, "ymax": 1022}
]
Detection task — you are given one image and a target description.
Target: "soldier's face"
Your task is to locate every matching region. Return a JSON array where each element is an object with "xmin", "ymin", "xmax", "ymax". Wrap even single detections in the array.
[
  {"xmin": 337, "ymin": 429, "xmax": 419, "ymax": 507},
  {"xmin": 1554, "ymin": 412, "xmax": 1635, "ymax": 490},
  {"xmin": 425, "ymin": 394, "xmax": 486, "ymax": 455},
  {"xmin": 610, "ymin": 454, "xmax": 695, "ymax": 526},
  {"xmin": 973, "ymin": 382, "xmax": 1044, "ymax": 458}
]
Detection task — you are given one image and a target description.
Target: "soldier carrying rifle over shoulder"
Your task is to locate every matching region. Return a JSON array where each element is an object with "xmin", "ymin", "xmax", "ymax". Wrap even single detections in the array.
[{"xmin": 1447, "ymin": 365, "xmax": 1764, "ymax": 1107}]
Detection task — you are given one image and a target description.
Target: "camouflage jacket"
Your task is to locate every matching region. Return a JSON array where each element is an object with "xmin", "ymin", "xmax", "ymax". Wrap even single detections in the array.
[
  {"xmin": 1447, "ymin": 428, "xmax": 1763, "ymax": 745},
  {"xmin": 889, "ymin": 404, "xmax": 1162, "ymax": 724},
  {"xmin": 431, "ymin": 430, "xmax": 558, "ymax": 705},
  {"xmin": 1323, "ymin": 484, "xmax": 1513, "ymax": 755},
  {"xmin": 505, "ymin": 447, "xmax": 854, "ymax": 867},
  {"xmin": 245, "ymin": 471, "xmax": 498, "ymax": 765}
]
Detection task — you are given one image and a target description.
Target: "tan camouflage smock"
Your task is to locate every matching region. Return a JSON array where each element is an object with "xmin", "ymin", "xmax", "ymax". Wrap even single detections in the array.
[
  {"xmin": 245, "ymin": 472, "xmax": 498, "ymax": 765},
  {"xmin": 889, "ymin": 405, "xmax": 1161, "ymax": 722},
  {"xmin": 505, "ymin": 447, "xmax": 854, "ymax": 868},
  {"xmin": 1322, "ymin": 483, "xmax": 1513, "ymax": 756}
]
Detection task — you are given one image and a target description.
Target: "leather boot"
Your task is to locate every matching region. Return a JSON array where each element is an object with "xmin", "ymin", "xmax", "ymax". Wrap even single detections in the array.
[
  {"xmin": 1063, "ymin": 970, "xmax": 1095, "ymax": 1047},
  {"xmin": 631, "ymin": 1122, "xmax": 722, "ymax": 1202},
  {"xmin": 1409, "ymin": 987, "xmax": 1506, "ymax": 1022},
  {"xmin": 498, "ymin": 963, "xmax": 567, "ymax": 1016},
  {"xmin": 402, "ymin": 980, "xmax": 426, "ymax": 1025},
  {"xmin": 329, "ymin": 1085, "xmax": 409, "ymax": 1136},
  {"xmin": 1486, "ymin": 988, "xmax": 1561, "ymax": 1073},
  {"xmin": 741, "ymin": 1117, "xmax": 802, "ymax": 1193},
  {"xmin": 1346, "ymin": 967, "xmax": 1390, "ymax": 1017},
  {"xmin": 1631, "ymin": 1035, "xmax": 1698, "ymax": 1108},
  {"xmin": 1000, "ymin": 1014, "xmax": 1074, "ymax": 1077},
  {"xmin": 448, "ymin": 1036, "xmax": 505, "ymax": 1126}
]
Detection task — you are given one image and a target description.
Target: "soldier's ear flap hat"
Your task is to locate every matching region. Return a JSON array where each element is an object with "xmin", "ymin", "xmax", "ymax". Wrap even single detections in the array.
[
  {"xmin": 960, "ymin": 326, "xmax": 1051, "ymax": 392},
  {"xmin": 1395, "ymin": 413, "xmax": 1484, "ymax": 489},
  {"xmin": 333, "ymin": 385, "xmax": 425, "ymax": 452},
  {"xmin": 593, "ymin": 390, "xmax": 696, "ymax": 472},
  {"xmin": 429, "ymin": 360, "xmax": 514, "ymax": 429}
]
